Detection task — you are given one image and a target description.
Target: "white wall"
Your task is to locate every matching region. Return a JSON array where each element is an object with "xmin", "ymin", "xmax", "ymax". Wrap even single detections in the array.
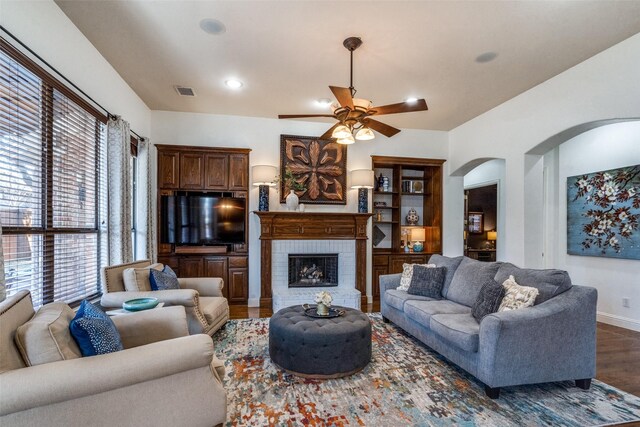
[
  {"xmin": 0, "ymin": 0, "xmax": 151, "ymax": 135},
  {"xmin": 151, "ymin": 111, "xmax": 461, "ymax": 305},
  {"xmin": 544, "ymin": 122, "xmax": 640, "ymax": 331},
  {"xmin": 449, "ymin": 33, "xmax": 640, "ymax": 267},
  {"xmin": 463, "ymin": 159, "xmax": 506, "ymax": 261}
]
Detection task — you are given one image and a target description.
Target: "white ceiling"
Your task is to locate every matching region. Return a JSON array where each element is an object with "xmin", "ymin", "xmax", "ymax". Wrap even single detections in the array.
[{"xmin": 56, "ymin": 1, "xmax": 640, "ymax": 131}]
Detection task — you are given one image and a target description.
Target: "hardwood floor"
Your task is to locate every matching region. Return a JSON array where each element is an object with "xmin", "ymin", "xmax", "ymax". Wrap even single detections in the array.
[{"xmin": 229, "ymin": 303, "xmax": 640, "ymax": 403}]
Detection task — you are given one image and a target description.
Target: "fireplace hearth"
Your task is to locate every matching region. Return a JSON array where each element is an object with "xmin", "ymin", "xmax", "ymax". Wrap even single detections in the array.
[{"xmin": 288, "ymin": 254, "xmax": 338, "ymax": 288}]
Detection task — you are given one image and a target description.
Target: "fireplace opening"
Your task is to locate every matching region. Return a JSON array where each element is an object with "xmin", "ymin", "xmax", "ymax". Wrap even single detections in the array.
[{"xmin": 288, "ymin": 254, "xmax": 338, "ymax": 288}]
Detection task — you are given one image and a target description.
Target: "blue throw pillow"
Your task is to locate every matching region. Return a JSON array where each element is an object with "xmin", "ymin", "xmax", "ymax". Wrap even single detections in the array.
[
  {"xmin": 69, "ymin": 300, "xmax": 123, "ymax": 357},
  {"xmin": 150, "ymin": 266, "xmax": 180, "ymax": 291}
]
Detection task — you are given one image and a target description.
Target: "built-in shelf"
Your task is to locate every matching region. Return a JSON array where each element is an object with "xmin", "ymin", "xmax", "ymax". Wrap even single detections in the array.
[{"xmin": 371, "ymin": 155, "xmax": 445, "ymax": 301}]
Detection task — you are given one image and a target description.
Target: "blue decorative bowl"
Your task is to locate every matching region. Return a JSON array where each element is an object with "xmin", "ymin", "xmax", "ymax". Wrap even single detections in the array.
[{"xmin": 122, "ymin": 297, "xmax": 159, "ymax": 312}]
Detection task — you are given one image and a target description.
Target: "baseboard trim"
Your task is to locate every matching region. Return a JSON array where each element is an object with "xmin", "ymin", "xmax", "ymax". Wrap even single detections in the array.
[
  {"xmin": 248, "ymin": 298, "xmax": 260, "ymax": 308},
  {"xmin": 597, "ymin": 311, "xmax": 640, "ymax": 332}
]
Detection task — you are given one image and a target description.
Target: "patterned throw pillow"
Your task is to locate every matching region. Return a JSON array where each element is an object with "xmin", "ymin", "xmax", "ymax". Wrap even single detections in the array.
[
  {"xmin": 398, "ymin": 263, "xmax": 436, "ymax": 291},
  {"xmin": 407, "ymin": 266, "xmax": 446, "ymax": 299},
  {"xmin": 69, "ymin": 300, "xmax": 123, "ymax": 357},
  {"xmin": 471, "ymin": 280, "xmax": 506, "ymax": 322},
  {"xmin": 150, "ymin": 266, "xmax": 180, "ymax": 291},
  {"xmin": 498, "ymin": 275, "xmax": 539, "ymax": 312}
]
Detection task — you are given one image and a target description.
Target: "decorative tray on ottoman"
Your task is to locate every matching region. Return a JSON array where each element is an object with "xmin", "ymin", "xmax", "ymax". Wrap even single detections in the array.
[{"xmin": 301, "ymin": 304, "xmax": 345, "ymax": 319}]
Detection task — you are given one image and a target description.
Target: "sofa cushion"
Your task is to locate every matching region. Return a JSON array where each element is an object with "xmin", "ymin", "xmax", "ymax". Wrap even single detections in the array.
[
  {"xmin": 471, "ymin": 280, "xmax": 505, "ymax": 322},
  {"xmin": 494, "ymin": 263, "xmax": 572, "ymax": 304},
  {"xmin": 200, "ymin": 297, "xmax": 229, "ymax": 325},
  {"xmin": 384, "ymin": 289, "xmax": 435, "ymax": 311},
  {"xmin": 427, "ymin": 255, "xmax": 464, "ymax": 297},
  {"xmin": 122, "ymin": 263, "xmax": 164, "ymax": 292},
  {"xmin": 0, "ymin": 291, "xmax": 34, "ymax": 373},
  {"xmin": 150, "ymin": 266, "xmax": 180, "ymax": 291},
  {"xmin": 404, "ymin": 300, "xmax": 471, "ymax": 329},
  {"xmin": 69, "ymin": 300, "xmax": 124, "ymax": 357},
  {"xmin": 15, "ymin": 302, "xmax": 81, "ymax": 366},
  {"xmin": 407, "ymin": 266, "xmax": 446, "ymax": 299},
  {"xmin": 498, "ymin": 275, "xmax": 539, "ymax": 312},
  {"xmin": 430, "ymin": 313, "xmax": 480, "ymax": 353},
  {"xmin": 398, "ymin": 263, "xmax": 435, "ymax": 291},
  {"xmin": 446, "ymin": 257, "xmax": 501, "ymax": 307}
]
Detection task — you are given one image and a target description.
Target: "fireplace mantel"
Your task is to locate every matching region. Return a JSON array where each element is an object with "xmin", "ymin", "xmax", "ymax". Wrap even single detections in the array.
[{"xmin": 254, "ymin": 211, "xmax": 373, "ymax": 308}]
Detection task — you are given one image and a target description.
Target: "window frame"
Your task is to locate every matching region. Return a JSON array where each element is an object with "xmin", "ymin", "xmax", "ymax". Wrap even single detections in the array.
[{"xmin": 1, "ymin": 37, "xmax": 108, "ymax": 306}]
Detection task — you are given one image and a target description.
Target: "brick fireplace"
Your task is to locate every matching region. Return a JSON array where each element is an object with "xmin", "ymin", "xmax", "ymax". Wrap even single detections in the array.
[{"xmin": 254, "ymin": 211, "xmax": 372, "ymax": 310}]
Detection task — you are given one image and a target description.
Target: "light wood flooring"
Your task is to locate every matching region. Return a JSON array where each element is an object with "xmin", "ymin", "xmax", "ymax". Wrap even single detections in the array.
[{"xmin": 229, "ymin": 302, "xmax": 640, "ymax": 426}]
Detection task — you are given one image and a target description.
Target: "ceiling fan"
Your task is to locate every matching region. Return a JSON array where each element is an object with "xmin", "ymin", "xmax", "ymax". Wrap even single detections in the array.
[{"xmin": 278, "ymin": 36, "xmax": 428, "ymax": 144}]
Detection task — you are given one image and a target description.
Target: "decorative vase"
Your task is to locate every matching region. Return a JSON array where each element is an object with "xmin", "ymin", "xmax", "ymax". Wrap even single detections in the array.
[
  {"xmin": 286, "ymin": 190, "xmax": 299, "ymax": 211},
  {"xmin": 258, "ymin": 185, "xmax": 269, "ymax": 211},
  {"xmin": 406, "ymin": 208, "xmax": 419, "ymax": 225},
  {"xmin": 316, "ymin": 302, "xmax": 329, "ymax": 316}
]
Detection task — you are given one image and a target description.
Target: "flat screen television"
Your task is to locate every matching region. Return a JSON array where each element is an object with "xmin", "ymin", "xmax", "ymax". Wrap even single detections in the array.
[{"xmin": 161, "ymin": 194, "xmax": 245, "ymax": 245}]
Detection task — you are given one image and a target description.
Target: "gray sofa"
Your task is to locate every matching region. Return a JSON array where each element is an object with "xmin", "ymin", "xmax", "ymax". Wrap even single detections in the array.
[{"xmin": 380, "ymin": 255, "xmax": 597, "ymax": 398}]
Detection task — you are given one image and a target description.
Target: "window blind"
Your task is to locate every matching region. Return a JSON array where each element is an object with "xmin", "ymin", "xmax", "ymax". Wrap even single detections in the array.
[{"xmin": 0, "ymin": 38, "xmax": 107, "ymax": 308}]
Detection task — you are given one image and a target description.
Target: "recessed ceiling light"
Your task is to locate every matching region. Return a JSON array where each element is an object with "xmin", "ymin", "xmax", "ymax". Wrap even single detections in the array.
[
  {"xmin": 225, "ymin": 79, "xmax": 243, "ymax": 89},
  {"xmin": 199, "ymin": 19, "xmax": 226, "ymax": 35},
  {"xmin": 475, "ymin": 52, "xmax": 498, "ymax": 63},
  {"xmin": 316, "ymin": 98, "xmax": 332, "ymax": 107},
  {"xmin": 405, "ymin": 97, "xmax": 418, "ymax": 103}
]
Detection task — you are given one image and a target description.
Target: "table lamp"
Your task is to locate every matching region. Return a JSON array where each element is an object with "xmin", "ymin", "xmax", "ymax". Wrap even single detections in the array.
[
  {"xmin": 350, "ymin": 169, "xmax": 375, "ymax": 213},
  {"xmin": 487, "ymin": 230, "xmax": 497, "ymax": 249},
  {"xmin": 411, "ymin": 228, "xmax": 426, "ymax": 252},
  {"xmin": 252, "ymin": 165, "xmax": 277, "ymax": 211}
]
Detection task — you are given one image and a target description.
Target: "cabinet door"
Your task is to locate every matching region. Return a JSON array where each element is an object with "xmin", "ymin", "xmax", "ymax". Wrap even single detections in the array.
[
  {"xmin": 180, "ymin": 153, "xmax": 204, "ymax": 189},
  {"xmin": 228, "ymin": 154, "xmax": 248, "ymax": 190},
  {"xmin": 389, "ymin": 256, "xmax": 408, "ymax": 274},
  {"xmin": 158, "ymin": 151, "xmax": 179, "ymax": 189},
  {"xmin": 372, "ymin": 266, "xmax": 388, "ymax": 297},
  {"xmin": 205, "ymin": 257, "xmax": 228, "ymax": 298},
  {"xmin": 228, "ymin": 268, "xmax": 248, "ymax": 303},
  {"xmin": 204, "ymin": 154, "xmax": 229, "ymax": 189},
  {"xmin": 178, "ymin": 257, "xmax": 203, "ymax": 278}
]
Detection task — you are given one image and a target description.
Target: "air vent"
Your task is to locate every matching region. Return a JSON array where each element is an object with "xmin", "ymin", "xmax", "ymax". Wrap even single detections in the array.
[{"xmin": 175, "ymin": 86, "xmax": 196, "ymax": 97}]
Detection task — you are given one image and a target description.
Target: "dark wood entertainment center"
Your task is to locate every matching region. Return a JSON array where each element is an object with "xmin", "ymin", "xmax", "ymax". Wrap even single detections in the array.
[{"xmin": 155, "ymin": 144, "xmax": 250, "ymax": 304}]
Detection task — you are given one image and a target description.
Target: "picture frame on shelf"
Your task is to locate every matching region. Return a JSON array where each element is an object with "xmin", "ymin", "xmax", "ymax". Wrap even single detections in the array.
[{"xmin": 468, "ymin": 212, "xmax": 484, "ymax": 234}]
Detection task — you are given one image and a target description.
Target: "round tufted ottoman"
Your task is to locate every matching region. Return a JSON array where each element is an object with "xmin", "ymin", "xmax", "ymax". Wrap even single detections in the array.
[{"xmin": 269, "ymin": 305, "xmax": 372, "ymax": 378}]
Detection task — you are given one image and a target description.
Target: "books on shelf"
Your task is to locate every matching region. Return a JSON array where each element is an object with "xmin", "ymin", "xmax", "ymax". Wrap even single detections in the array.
[{"xmin": 402, "ymin": 180, "xmax": 423, "ymax": 193}]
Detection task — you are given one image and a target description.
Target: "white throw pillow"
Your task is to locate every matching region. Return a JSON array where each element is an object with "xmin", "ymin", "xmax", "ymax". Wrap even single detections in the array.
[
  {"xmin": 398, "ymin": 263, "xmax": 436, "ymax": 291},
  {"xmin": 122, "ymin": 263, "xmax": 164, "ymax": 292},
  {"xmin": 15, "ymin": 302, "xmax": 82, "ymax": 366},
  {"xmin": 498, "ymin": 275, "xmax": 539, "ymax": 312}
]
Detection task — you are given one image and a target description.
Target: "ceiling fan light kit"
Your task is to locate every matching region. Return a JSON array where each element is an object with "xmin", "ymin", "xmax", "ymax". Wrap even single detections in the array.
[{"xmin": 278, "ymin": 36, "xmax": 428, "ymax": 142}]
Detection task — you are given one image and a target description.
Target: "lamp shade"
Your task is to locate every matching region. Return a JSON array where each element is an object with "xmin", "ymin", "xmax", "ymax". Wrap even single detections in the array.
[
  {"xmin": 351, "ymin": 169, "xmax": 374, "ymax": 189},
  {"xmin": 336, "ymin": 134, "xmax": 355, "ymax": 145},
  {"xmin": 332, "ymin": 124, "xmax": 352, "ymax": 139},
  {"xmin": 355, "ymin": 127, "xmax": 375, "ymax": 141},
  {"xmin": 252, "ymin": 165, "xmax": 277, "ymax": 186},
  {"xmin": 487, "ymin": 230, "xmax": 497, "ymax": 241},
  {"xmin": 411, "ymin": 227, "xmax": 426, "ymax": 242}
]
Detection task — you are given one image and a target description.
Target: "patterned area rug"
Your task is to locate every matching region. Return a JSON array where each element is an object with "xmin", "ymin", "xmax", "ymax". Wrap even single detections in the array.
[{"xmin": 212, "ymin": 314, "xmax": 640, "ymax": 426}]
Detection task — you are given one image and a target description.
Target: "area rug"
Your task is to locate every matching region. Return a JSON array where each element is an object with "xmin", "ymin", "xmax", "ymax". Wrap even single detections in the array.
[{"xmin": 212, "ymin": 314, "xmax": 640, "ymax": 426}]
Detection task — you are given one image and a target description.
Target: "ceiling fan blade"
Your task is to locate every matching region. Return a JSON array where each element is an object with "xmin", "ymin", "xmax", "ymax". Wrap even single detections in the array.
[
  {"xmin": 320, "ymin": 123, "xmax": 340, "ymax": 140},
  {"xmin": 371, "ymin": 99, "xmax": 428, "ymax": 116},
  {"xmin": 329, "ymin": 86, "xmax": 354, "ymax": 109},
  {"xmin": 363, "ymin": 118, "xmax": 401, "ymax": 137},
  {"xmin": 278, "ymin": 114, "xmax": 336, "ymax": 119}
]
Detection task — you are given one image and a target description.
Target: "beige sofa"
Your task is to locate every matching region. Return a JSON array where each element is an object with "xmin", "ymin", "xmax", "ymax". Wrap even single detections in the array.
[
  {"xmin": 0, "ymin": 290, "xmax": 227, "ymax": 427},
  {"xmin": 100, "ymin": 260, "xmax": 229, "ymax": 335}
]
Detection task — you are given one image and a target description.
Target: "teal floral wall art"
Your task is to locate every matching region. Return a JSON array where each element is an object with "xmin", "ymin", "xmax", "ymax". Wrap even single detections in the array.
[{"xmin": 567, "ymin": 165, "xmax": 640, "ymax": 259}]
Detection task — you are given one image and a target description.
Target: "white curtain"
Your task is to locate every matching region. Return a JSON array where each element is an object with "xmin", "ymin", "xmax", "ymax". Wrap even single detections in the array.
[
  {"xmin": 107, "ymin": 116, "xmax": 133, "ymax": 265},
  {"xmin": 136, "ymin": 137, "xmax": 156, "ymax": 261},
  {"xmin": 0, "ymin": 222, "xmax": 5, "ymax": 302}
]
